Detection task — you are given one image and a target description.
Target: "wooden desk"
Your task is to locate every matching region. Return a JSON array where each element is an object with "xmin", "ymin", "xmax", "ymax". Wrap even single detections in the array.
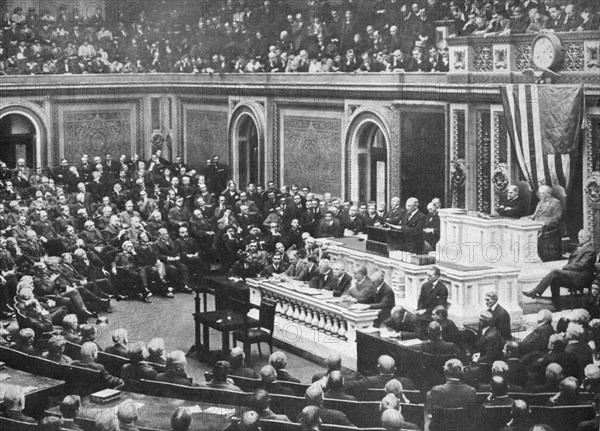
[
  {"xmin": 0, "ymin": 366, "xmax": 65, "ymax": 418},
  {"xmin": 45, "ymin": 390, "xmax": 239, "ymax": 431},
  {"xmin": 355, "ymin": 330, "xmax": 422, "ymax": 377}
]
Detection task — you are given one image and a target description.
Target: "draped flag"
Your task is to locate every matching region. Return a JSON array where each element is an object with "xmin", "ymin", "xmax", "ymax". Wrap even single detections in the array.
[{"xmin": 500, "ymin": 84, "xmax": 585, "ymax": 191}]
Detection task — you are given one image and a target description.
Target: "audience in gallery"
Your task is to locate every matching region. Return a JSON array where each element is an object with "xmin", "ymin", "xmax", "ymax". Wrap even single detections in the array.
[{"xmin": 1, "ymin": 1, "xmax": 598, "ymax": 76}]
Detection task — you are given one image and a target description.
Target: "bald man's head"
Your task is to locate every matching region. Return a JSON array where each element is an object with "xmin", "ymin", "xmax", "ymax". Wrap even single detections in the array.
[
  {"xmin": 378, "ymin": 355, "xmax": 396, "ymax": 374},
  {"xmin": 305, "ymin": 383, "xmax": 324, "ymax": 406}
]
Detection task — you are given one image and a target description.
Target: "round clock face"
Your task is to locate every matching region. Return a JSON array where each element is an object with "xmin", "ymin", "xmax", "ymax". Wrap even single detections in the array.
[{"xmin": 532, "ymin": 35, "xmax": 559, "ymax": 70}]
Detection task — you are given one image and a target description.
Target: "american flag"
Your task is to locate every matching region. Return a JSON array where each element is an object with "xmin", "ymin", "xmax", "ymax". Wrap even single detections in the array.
[{"xmin": 500, "ymin": 84, "xmax": 585, "ymax": 190}]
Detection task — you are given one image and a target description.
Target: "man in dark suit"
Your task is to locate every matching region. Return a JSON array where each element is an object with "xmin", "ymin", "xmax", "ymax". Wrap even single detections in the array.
[
  {"xmin": 309, "ymin": 264, "xmax": 337, "ymax": 291},
  {"xmin": 564, "ymin": 322, "xmax": 594, "ymax": 380},
  {"xmin": 432, "ymin": 306, "xmax": 462, "ymax": 347},
  {"xmin": 228, "ymin": 347, "xmax": 258, "ymax": 379},
  {"xmin": 497, "ymin": 185, "xmax": 528, "ymax": 218},
  {"xmin": 348, "ymin": 265, "xmax": 374, "ymax": 302},
  {"xmin": 576, "ymin": 393, "xmax": 600, "ymax": 431},
  {"xmin": 259, "ymin": 365, "xmax": 294, "ymax": 396},
  {"xmin": 423, "ymin": 201, "xmax": 441, "ymax": 251},
  {"xmin": 503, "ymin": 341, "xmax": 528, "ymax": 388},
  {"xmin": 332, "ymin": 262, "xmax": 353, "ymax": 297},
  {"xmin": 485, "ymin": 291, "xmax": 512, "ymax": 341},
  {"xmin": 474, "ymin": 311, "xmax": 504, "ymax": 365},
  {"xmin": 270, "ymin": 351, "xmax": 300, "ymax": 383},
  {"xmin": 483, "ymin": 376, "xmax": 515, "ymax": 407},
  {"xmin": 300, "ymin": 255, "xmax": 320, "ymax": 285},
  {"xmin": 422, "ymin": 321, "xmax": 461, "ymax": 357},
  {"xmin": 425, "ymin": 358, "xmax": 477, "ymax": 431},
  {"xmin": 260, "ymin": 253, "xmax": 289, "ymax": 278},
  {"xmin": 381, "ymin": 305, "xmax": 422, "ymax": 340},
  {"xmin": 154, "ymin": 228, "xmax": 191, "ymax": 293},
  {"xmin": 71, "ymin": 342, "xmax": 123, "ymax": 388},
  {"xmin": 520, "ymin": 309, "xmax": 555, "ymax": 355},
  {"xmin": 417, "ymin": 266, "xmax": 448, "ymax": 318},
  {"xmin": 105, "ymin": 328, "xmax": 129, "ymax": 358},
  {"xmin": 386, "ymin": 196, "xmax": 405, "ymax": 226},
  {"xmin": 298, "ymin": 384, "xmax": 355, "ymax": 427},
  {"xmin": 324, "ymin": 371, "xmax": 357, "ymax": 401},
  {"xmin": 155, "ymin": 350, "xmax": 198, "ymax": 387},
  {"xmin": 1, "ymin": 385, "xmax": 36, "ymax": 423},
  {"xmin": 390, "ymin": 197, "xmax": 426, "ymax": 254},
  {"xmin": 59, "ymin": 395, "xmax": 84, "ymax": 431},
  {"xmin": 524, "ymin": 229, "xmax": 597, "ymax": 311},
  {"xmin": 340, "ymin": 205, "xmax": 366, "ymax": 235},
  {"xmin": 315, "ymin": 211, "xmax": 343, "ymax": 238},
  {"xmin": 353, "ymin": 270, "xmax": 395, "ymax": 327}
]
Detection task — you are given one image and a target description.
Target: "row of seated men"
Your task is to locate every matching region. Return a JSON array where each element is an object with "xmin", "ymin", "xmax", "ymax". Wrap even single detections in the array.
[{"xmin": 2, "ymin": 332, "xmax": 600, "ymax": 431}]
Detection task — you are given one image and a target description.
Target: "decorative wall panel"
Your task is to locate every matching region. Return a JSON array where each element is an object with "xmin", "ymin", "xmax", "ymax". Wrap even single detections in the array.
[
  {"xmin": 282, "ymin": 116, "xmax": 342, "ymax": 196},
  {"xmin": 63, "ymin": 110, "xmax": 133, "ymax": 161},
  {"xmin": 184, "ymin": 108, "xmax": 228, "ymax": 170}
]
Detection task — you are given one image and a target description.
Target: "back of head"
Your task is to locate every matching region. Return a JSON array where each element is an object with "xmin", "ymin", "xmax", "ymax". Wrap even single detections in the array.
[
  {"xmin": 378, "ymin": 355, "xmax": 396, "ymax": 374},
  {"xmin": 128, "ymin": 341, "xmax": 149, "ymax": 363},
  {"xmin": 305, "ymin": 382, "xmax": 324, "ymax": 406},
  {"xmin": 511, "ymin": 399, "xmax": 530, "ymax": 424},
  {"xmin": 327, "ymin": 370, "xmax": 344, "ymax": 392},
  {"xmin": 428, "ymin": 321, "xmax": 442, "ymax": 340},
  {"xmin": 504, "ymin": 341, "xmax": 519, "ymax": 358},
  {"xmin": 299, "ymin": 405, "xmax": 320, "ymax": 430},
  {"xmin": 166, "ymin": 350, "xmax": 187, "ymax": 372},
  {"xmin": 229, "ymin": 347, "xmax": 245, "ymax": 368},
  {"xmin": 385, "ymin": 379, "xmax": 404, "ymax": 398},
  {"xmin": 95, "ymin": 411, "xmax": 118, "ymax": 431},
  {"xmin": 381, "ymin": 408, "xmax": 404, "ymax": 430},
  {"xmin": 490, "ymin": 375, "xmax": 508, "ymax": 397},
  {"xmin": 112, "ymin": 328, "xmax": 128, "ymax": 345},
  {"xmin": 60, "ymin": 395, "xmax": 81, "ymax": 419},
  {"xmin": 269, "ymin": 351, "xmax": 287, "ymax": 370},
  {"xmin": 38, "ymin": 416, "xmax": 63, "ymax": 431},
  {"xmin": 48, "ymin": 335, "xmax": 67, "ymax": 356},
  {"xmin": 239, "ymin": 410, "xmax": 260, "ymax": 431},
  {"xmin": 148, "ymin": 338, "xmax": 165, "ymax": 357},
  {"xmin": 546, "ymin": 363, "xmax": 564, "ymax": 382},
  {"xmin": 4, "ymin": 385, "xmax": 25, "ymax": 411},
  {"xmin": 492, "ymin": 360, "xmax": 509, "ymax": 376},
  {"xmin": 62, "ymin": 314, "xmax": 78, "ymax": 329},
  {"xmin": 444, "ymin": 358, "xmax": 464, "ymax": 380},
  {"xmin": 559, "ymin": 376, "xmax": 579, "ymax": 398},
  {"xmin": 81, "ymin": 324, "xmax": 97, "ymax": 341},
  {"xmin": 170, "ymin": 407, "xmax": 191, "ymax": 431},
  {"xmin": 117, "ymin": 399, "xmax": 139, "ymax": 424},
  {"xmin": 249, "ymin": 389, "xmax": 270, "ymax": 412},
  {"xmin": 260, "ymin": 365, "xmax": 277, "ymax": 384},
  {"xmin": 80, "ymin": 341, "xmax": 98, "ymax": 360},
  {"xmin": 380, "ymin": 393, "xmax": 399, "ymax": 411},
  {"xmin": 326, "ymin": 352, "xmax": 342, "ymax": 371},
  {"xmin": 211, "ymin": 360, "xmax": 230, "ymax": 382},
  {"xmin": 565, "ymin": 322, "xmax": 584, "ymax": 341}
]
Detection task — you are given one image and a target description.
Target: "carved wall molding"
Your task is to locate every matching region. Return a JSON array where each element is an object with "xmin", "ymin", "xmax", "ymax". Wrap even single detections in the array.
[
  {"xmin": 451, "ymin": 108, "xmax": 466, "ymax": 208},
  {"xmin": 473, "ymin": 45, "xmax": 493, "ymax": 72}
]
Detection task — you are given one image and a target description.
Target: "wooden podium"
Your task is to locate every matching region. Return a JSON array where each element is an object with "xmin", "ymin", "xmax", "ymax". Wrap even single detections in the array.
[{"xmin": 366, "ymin": 226, "xmax": 424, "ymax": 256}]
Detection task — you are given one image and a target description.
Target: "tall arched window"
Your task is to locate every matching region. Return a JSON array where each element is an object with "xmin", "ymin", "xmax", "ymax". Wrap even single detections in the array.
[
  {"xmin": 237, "ymin": 115, "xmax": 260, "ymax": 190},
  {"xmin": 356, "ymin": 122, "xmax": 387, "ymax": 204},
  {"xmin": 0, "ymin": 114, "xmax": 36, "ymax": 169}
]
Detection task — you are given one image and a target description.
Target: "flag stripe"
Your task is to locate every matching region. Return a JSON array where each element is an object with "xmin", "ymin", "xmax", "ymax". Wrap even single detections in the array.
[
  {"xmin": 519, "ymin": 86, "xmax": 537, "ymax": 185},
  {"xmin": 528, "ymin": 86, "xmax": 547, "ymax": 186},
  {"xmin": 503, "ymin": 86, "xmax": 533, "ymax": 185}
]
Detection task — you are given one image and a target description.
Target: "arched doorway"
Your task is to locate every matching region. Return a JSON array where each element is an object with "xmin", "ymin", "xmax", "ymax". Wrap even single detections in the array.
[
  {"xmin": 356, "ymin": 122, "xmax": 388, "ymax": 204},
  {"xmin": 0, "ymin": 114, "xmax": 36, "ymax": 169},
  {"xmin": 237, "ymin": 115, "xmax": 261, "ymax": 190}
]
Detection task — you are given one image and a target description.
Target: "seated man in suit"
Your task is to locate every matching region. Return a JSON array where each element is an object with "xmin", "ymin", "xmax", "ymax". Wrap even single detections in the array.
[
  {"xmin": 259, "ymin": 365, "xmax": 294, "ymax": 396},
  {"xmin": 381, "ymin": 408, "xmax": 419, "ymax": 431},
  {"xmin": 352, "ymin": 270, "xmax": 395, "ymax": 327},
  {"xmin": 422, "ymin": 321, "xmax": 461, "ymax": 357},
  {"xmin": 549, "ymin": 376, "xmax": 583, "ymax": 406},
  {"xmin": 308, "ymin": 264, "xmax": 337, "ymax": 291},
  {"xmin": 347, "ymin": 265, "xmax": 374, "ymax": 303},
  {"xmin": 229, "ymin": 252, "xmax": 263, "ymax": 280},
  {"xmin": 11, "ymin": 328, "xmax": 37, "ymax": 355},
  {"xmin": 432, "ymin": 306, "xmax": 462, "ymax": 347},
  {"xmin": 120, "ymin": 342, "xmax": 159, "ymax": 383},
  {"xmin": 228, "ymin": 347, "xmax": 259, "ymax": 379},
  {"xmin": 349, "ymin": 355, "xmax": 415, "ymax": 392},
  {"xmin": 483, "ymin": 375, "xmax": 514, "ymax": 407},
  {"xmin": 269, "ymin": 351, "xmax": 300, "ymax": 383},
  {"xmin": 565, "ymin": 322, "xmax": 594, "ymax": 380},
  {"xmin": 59, "ymin": 395, "xmax": 83, "ymax": 431},
  {"xmin": 1, "ymin": 385, "xmax": 36, "ymax": 423},
  {"xmin": 260, "ymin": 253, "xmax": 289, "ymax": 278},
  {"xmin": 105, "ymin": 328, "xmax": 128, "ymax": 358},
  {"xmin": 42, "ymin": 335, "xmax": 73, "ymax": 365},
  {"xmin": 503, "ymin": 341, "xmax": 527, "ymax": 389},
  {"xmin": 520, "ymin": 309, "xmax": 555, "ymax": 356},
  {"xmin": 155, "ymin": 350, "xmax": 199, "ymax": 387},
  {"xmin": 297, "ymin": 383, "xmax": 355, "ymax": 427},
  {"xmin": 416, "ymin": 266, "xmax": 448, "ymax": 319},
  {"xmin": 381, "ymin": 305, "xmax": 422, "ymax": 340},
  {"xmin": 331, "ymin": 262, "xmax": 353, "ymax": 297},
  {"xmin": 497, "ymin": 185, "xmax": 528, "ymax": 218},
  {"xmin": 299, "ymin": 406, "xmax": 320, "ymax": 431},
  {"xmin": 425, "ymin": 359, "xmax": 477, "ymax": 430},
  {"xmin": 248, "ymin": 389, "xmax": 290, "ymax": 422},
  {"xmin": 324, "ymin": 371, "xmax": 357, "ymax": 401},
  {"xmin": 524, "ymin": 229, "xmax": 597, "ymax": 311},
  {"xmin": 170, "ymin": 408, "xmax": 192, "ymax": 431},
  {"xmin": 485, "ymin": 291, "xmax": 512, "ymax": 341},
  {"xmin": 206, "ymin": 361, "xmax": 242, "ymax": 392},
  {"xmin": 576, "ymin": 393, "xmax": 600, "ymax": 431},
  {"xmin": 71, "ymin": 342, "xmax": 123, "ymax": 388},
  {"xmin": 473, "ymin": 311, "xmax": 503, "ymax": 365},
  {"xmin": 522, "ymin": 185, "xmax": 564, "ymax": 261},
  {"xmin": 117, "ymin": 400, "xmax": 139, "ymax": 431}
]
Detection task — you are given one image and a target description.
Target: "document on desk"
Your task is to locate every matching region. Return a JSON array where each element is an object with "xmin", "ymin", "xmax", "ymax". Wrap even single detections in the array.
[
  {"xmin": 397, "ymin": 339, "xmax": 422, "ymax": 347},
  {"xmin": 360, "ymin": 327, "xmax": 380, "ymax": 334},
  {"xmin": 186, "ymin": 405, "xmax": 203, "ymax": 414},
  {"xmin": 203, "ymin": 406, "xmax": 237, "ymax": 417}
]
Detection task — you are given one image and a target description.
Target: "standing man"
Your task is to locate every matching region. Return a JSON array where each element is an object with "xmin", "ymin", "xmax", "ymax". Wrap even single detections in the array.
[
  {"xmin": 416, "ymin": 267, "xmax": 448, "ymax": 318},
  {"xmin": 485, "ymin": 291, "xmax": 512, "ymax": 341},
  {"xmin": 423, "ymin": 202, "xmax": 440, "ymax": 251},
  {"xmin": 391, "ymin": 197, "xmax": 426, "ymax": 254}
]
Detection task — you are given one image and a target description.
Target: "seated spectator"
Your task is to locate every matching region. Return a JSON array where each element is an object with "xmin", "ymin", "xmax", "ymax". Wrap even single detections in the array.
[
  {"xmin": 298, "ymin": 383, "xmax": 354, "ymax": 427},
  {"xmin": 581, "ymin": 364, "xmax": 600, "ymax": 393},
  {"xmin": 520, "ymin": 309, "xmax": 555, "ymax": 355},
  {"xmin": 121, "ymin": 342, "xmax": 158, "ymax": 382},
  {"xmin": 349, "ymin": 355, "xmax": 415, "ymax": 392},
  {"xmin": 60, "ymin": 314, "xmax": 82, "ymax": 343},
  {"xmin": 71, "ymin": 342, "xmax": 123, "ymax": 388},
  {"xmin": 576, "ymin": 393, "xmax": 600, "ymax": 431},
  {"xmin": 80, "ymin": 324, "xmax": 103, "ymax": 351},
  {"xmin": 549, "ymin": 376, "xmax": 582, "ymax": 406},
  {"xmin": 59, "ymin": 395, "xmax": 82, "ymax": 431},
  {"xmin": 528, "ymin": 362, "xmax": 564, "ymax": 394},
  {"xmin": 94, "ymin": 411, "xmax": 118, "ymax": 431},
  {"xmin": 228, "ymin": 347, "xmax": 258, "ymax": 379},
  {"xmin": 206, "ymin": 361, "xmax": 242, "ymax": 391},
  {"xmin": 500, "ymin": 399, "xmax": 531, "ymax": 431},
  {"xmin": 11, "ymin": 328, "xmax": 36, "ymax": 355},
  {"xmin": 238, "ymin": 410, "xmax": 261, "ymax": 431},
  {"xmin": 42, "ymin": 335, "xmax": 72, "ymax": 365},
  {"xmin": 259, "ymin": 365, "xmax": 294, "ymax": 396},
  {"xmin": 105, "ymin": 328, "xmax": 128, "ymax": 357},
  {"xmin": 385, "ymin": 379, "xmax": 411, "ymax": 404},
  {"xmin": 542, "ymin": 333, "xmax": 579, "ymax": 379},
  {"xmin": 380, "ymin": 305, "xmax": 421, "ymax": 339},
  {"xmin": 0, "ymin": 385, "xmax": 36, "ymax": 423},
  {"xmin": 381, "ymin": 408, "xmax": 419, "ymax": 430},
  {"xmin": 324, "ymin": 371, "xmax": 356, "ymax": 401},
  {"xmin": 299, "ymin": 405, "xmax": 321, "ymax": 431},
  {"xmin": 422, "ymin": 321, "xmax": 461, "ymax": 356},
  {"xmin": 483, "ymin": 375, "xmax": 514, "ymax": 407},
  {"xmin": 269, "ymin": 351, "xmax": 300, "ymax": 383},
  {"xmin": 147, "ymin": 338, "xmax": 166, "ymax": 365},
  {"xmin": 248, "ymin": 388, "xmax": 290, "ymax": 421},
  {"xmin": 503, "ymin": 341, "xmax": 527, "ymax": 388},
  {"xmin": 117, "ymin": 399, "xmax": 139, "ymax": 431},
  {"xmin": 155, "ymin": 350, "xmax": 197, "ymax": 387},
  {"xmin": 565, "ymin": 322, "xmax": 594, "ymax": 380},
  {"xmin": 170, "ymin": 408, "xmax": 191, "ymax": 431}
]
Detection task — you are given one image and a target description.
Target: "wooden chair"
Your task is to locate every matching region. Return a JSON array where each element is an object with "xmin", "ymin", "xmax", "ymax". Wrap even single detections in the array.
[
  {"xmin": 97, "ymin": 350, "xmax": 130, "ymax": 377},
  {"xmin": 421, "ymin": 351, "xmax": 458, "ymax": 390},
  {"xmin": 27, "ymin": 355, "xmax": 68, "ymax": 381},
  {"xmin": 279, "ymin": 380, "xmax": 310, "ymax": 397},
  {"xmin": 63, "ymin": 365, "xmax": 104, "ymax": 396},
  {"xmin": 530, "ymin": 405, "xmax": 595, "ymax": 431},
  {"xmin": 64, "ymin": 341, "xmax": 81, "ymax": 360},
  {"xmin": 362, "ymin": 388, "xmax": 425, "ymax": 404},
  {"xmin": 269, "ymin": 393, "xmax": 306, "ymax": 422},
  {"xmin": 233, "ymin": 298, "xmax": 277, "ymax": 359},
  {"xmin": 0, "ymin": 416, "xmax": 38, "ymax": 431},
  {"xmin": 0, "ymin": 345, "xmax": 31, "ymax": 370}
]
